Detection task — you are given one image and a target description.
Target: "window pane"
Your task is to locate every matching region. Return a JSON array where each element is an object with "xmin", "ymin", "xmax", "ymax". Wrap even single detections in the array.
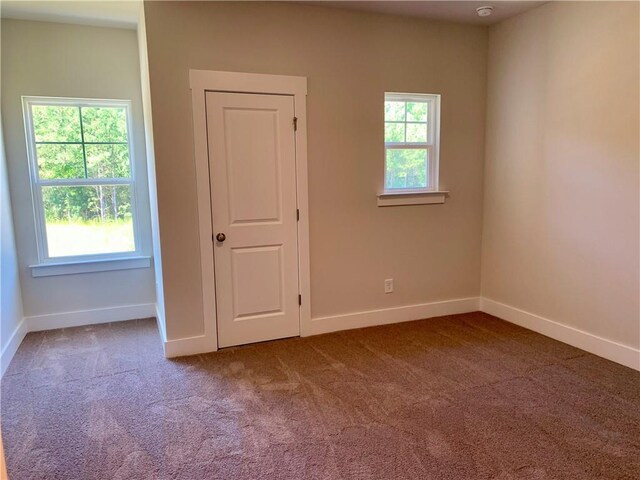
[
  {"xmin": 36, "ymin": 144, "xmax": 85, "ymax": 180},
  {"xmin": 385, "ymin": 149, "xmax": 428, "ymax": 190},
  {"xmin": 384, "ymin": 101, "xmax": 405, "ymax": 121},
  {"xmin": 81, "ymin": 107, "xmax": 128, "ymax": 143},
  {"xmin": 32, "ymin": 106, "xmax": 81, "ymax": 143},
  {"xmin": 384, "ymin": 122, "xmax": 405, "ymax": 143},
  {"xmin": 406, "ymin": 123, "xmax": 427, "ymax": 143},
  {"xmin": 406, "ymin": 102, "xmax": 428, "ymax": 122},
  {"xmin": 42, "ymin": 185, "xmax": 135, "ymax": 257},
  {"xmin": 85, "ymin": 144, "xmax": 131, "ymax": 178}
]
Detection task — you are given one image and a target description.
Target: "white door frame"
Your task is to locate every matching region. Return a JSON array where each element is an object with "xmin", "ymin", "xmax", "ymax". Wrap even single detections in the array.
[{"xmin": 189, "ymin": 70, "xmax": 311, "ymax": 351}]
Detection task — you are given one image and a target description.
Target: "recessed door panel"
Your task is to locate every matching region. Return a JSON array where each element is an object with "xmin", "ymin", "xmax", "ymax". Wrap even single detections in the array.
[
  {"xmin": 206, "ymin": 92, "xmax": 299, "ymax": 348},
  {"xmin": 224, "ymin": 108, "xmax": 281, "ymax": 225},
  {"xmin": 231, "ymin": 245, "xmax": 284, "ymax": 320}
]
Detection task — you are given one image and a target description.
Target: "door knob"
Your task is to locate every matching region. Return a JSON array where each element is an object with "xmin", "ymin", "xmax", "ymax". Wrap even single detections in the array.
[{"xmin": 216, "ymin": 232, "xmax": 226, "ymax": 243}]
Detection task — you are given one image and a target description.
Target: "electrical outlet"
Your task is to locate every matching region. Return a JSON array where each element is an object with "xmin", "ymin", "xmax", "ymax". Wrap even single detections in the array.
[{"xmin": 384, "ymin": 278, "xmax": 394, "ymax": 294}]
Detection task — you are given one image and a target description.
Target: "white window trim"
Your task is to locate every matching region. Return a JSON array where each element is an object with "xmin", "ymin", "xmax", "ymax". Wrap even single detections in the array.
[
  {"xmin": 380, "ymin": 92, "xmax": 446, "ymax": 206},
  {"xmin": 22, "ymin": 96, "xmax": 148, "ymax": 275},
  {"xmin": 31, "ymin": 256, "xmax": 151, "ymax": 277},
  {"xmin": 377, "ymin": 190, "xmax": 449, "ymax": 207}
]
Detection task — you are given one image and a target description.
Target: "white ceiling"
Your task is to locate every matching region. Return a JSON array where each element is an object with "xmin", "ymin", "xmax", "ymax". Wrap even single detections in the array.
[
  {"xmin": 0, "ymin": 1, "xmax": 141, "ymax": 29},
  {"xmin": 301, "ymin": 1, "xmax": 546, "ymax": 25},
  {"xmin": 0, "ymin": 1, "xmax": 546, "ymax": 29}
]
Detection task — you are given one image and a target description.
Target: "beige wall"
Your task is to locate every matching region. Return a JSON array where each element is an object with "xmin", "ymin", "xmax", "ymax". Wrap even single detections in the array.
[
  {"xmin": 137, "ymin": 7, "xmax": 166, "ymax": 340},
  {"xmin": 1, "ymin": 20, "xmax": 155, "ymax": 318},
  {"xmin": 1, "ymin": 117, "xmax": 24, "ymax": 372},
  {"xmin": 482, "ymin": 2, "xmax": 640, "ymax": 347},
  {"xmin": 143, "ymin": 1, "xmax": 488, "ymax": 340}
]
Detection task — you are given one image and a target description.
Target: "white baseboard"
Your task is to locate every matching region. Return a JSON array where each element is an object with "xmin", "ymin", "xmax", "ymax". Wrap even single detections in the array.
[
  {"xmin": 162, "ymin": 297, "xmax": 479, "ymax": 357},
  {"xmin": 307, "ymin": 297, "xmax": 481, "ymax": 336},
  {"xmin": 164, "ymin": 334, "xmax": 217, "ymax": 358},
  {"xmin": 1, "ymin": 318, "xmax": 28, "ymax": 377},
  {"xmin": 7, "ymin": 296, "xmax": 637, "ymax": 374},
  {"xmin": 25, "ymin": 303, "xmax": 157, "ymax": 332},
  {"xmin": 480, "ymin": 298, "xmax": 640, "ymax": 371}
]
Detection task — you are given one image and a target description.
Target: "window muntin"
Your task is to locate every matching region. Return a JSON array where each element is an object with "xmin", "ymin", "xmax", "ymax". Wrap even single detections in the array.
[
  {"xmin": 384, "ymin": 93, "xmax": 440, "ymax": 192},
  {"xmin": 23, "ymin": 97, "xmax": 140, "ymax": 262}
]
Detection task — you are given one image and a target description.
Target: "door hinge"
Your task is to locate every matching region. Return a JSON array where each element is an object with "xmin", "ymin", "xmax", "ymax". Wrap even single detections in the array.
[
  {"xmin": 293, "ymin": 117, "xmax": 298, "ymax": 131},
  {"xmin": 298, "ymin": 294, "xmax": 302, "ymax": 306},
  {"xmin": 296, "ymin": 209, "xmax": 300, "ymax": 221}
]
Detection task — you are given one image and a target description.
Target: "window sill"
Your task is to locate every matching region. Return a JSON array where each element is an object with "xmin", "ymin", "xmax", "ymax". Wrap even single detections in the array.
[
  {"xmin": 377, "ymin": 190, "xmax": 449, "ymax": 207},
  {"xmin": 30, "ymin": 256, "xmax": 151, "ymax": 278}
]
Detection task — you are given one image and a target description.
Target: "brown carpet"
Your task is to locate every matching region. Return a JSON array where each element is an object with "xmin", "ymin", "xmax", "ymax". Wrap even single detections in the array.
[{"xmin": 1, "ymin": 312, "xmax": 639, "ymax": 480}]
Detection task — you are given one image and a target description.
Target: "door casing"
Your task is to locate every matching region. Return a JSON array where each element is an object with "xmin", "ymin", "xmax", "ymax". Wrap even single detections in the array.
[{"xmin": 189, "ymin": 70, "xmax": 311, "ymax": 352}]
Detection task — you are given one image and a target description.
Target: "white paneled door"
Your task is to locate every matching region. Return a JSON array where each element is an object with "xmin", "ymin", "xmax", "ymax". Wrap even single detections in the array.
[{"xmin": 206, "ymin": 92, "xmax": 300, "ymax": 348}]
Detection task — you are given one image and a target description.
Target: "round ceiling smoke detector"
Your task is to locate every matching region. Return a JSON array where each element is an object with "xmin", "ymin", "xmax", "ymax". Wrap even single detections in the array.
[{"xmin": 476, "ymin": 6, "xmax": 494, "ymax": 17}]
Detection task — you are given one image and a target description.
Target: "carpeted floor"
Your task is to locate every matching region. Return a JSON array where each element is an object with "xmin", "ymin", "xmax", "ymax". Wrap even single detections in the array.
[{"xmin": 1, "ymin": 312, "xmax": 639, "ymax": 480}]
